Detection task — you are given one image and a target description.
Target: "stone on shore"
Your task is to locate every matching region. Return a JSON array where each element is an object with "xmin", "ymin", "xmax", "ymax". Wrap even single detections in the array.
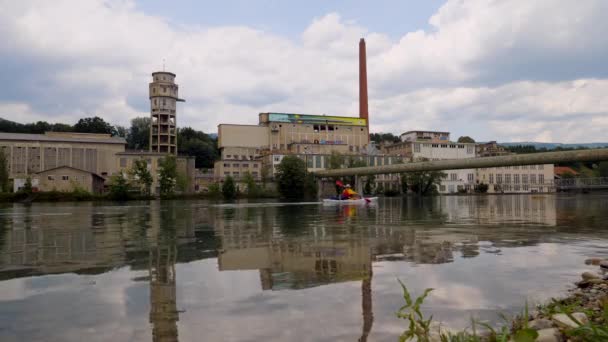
[
  {"xmin": 584, "ymin": 257, "xmax": 603, "ymax": 265},
  {"xmin": 600, "ymin": 260, "xmax": 608, "ymax": 269},
  {"xmin": 581, "ymin": 271, "xmax": 601, "ymax": 281},
  {"xmin": 535, "ymin": 328, "xmax": 562, "ymax": 342},
  {"xmin": 529, "ymin": 318, "xmax": 554, "ymax": 330},
  {"xmin": 551, "ymin": 312, "xmax": 588, "ymax": 329}
]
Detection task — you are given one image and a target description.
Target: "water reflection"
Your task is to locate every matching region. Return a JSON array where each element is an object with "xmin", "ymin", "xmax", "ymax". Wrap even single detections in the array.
[{"xmin": 0, "ymin": 194, "xmax": 607, "ymax": 341}]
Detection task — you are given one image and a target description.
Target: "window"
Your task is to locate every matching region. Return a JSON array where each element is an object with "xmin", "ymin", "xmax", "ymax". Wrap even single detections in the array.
[
  {"xmin": 242, "ymin": 163, "xmax": 249, "ymax": 168},
  {"xmin": 489, "ymin": 174, "xmax": 494, "ymax": 184},
  {"xmin": 274, "ymin": 157, "xmax": 280, "ymax": 162},
  {"xmin": 120, "ymin": 158, "xmax": 127, "ymax": 167},
  {"xmin": 530, "ymin": 174, "xmax": 537, "ymax": 184},
  {"xmin": 467, "ymin": 173, "xmax": 474, "ymax": 182},
  {"xmin": 505, "ymin": 174, "xmax": 511, "ymax": 184},
  {"xmin": 450, "ymin": 144, "xmax": 456, "ymax": 148},
  {"xmin": 539, "ymin": 174, "xmax": 544, "ymax": 184},
  {"xmin": 252, "ymin": 172, "xmax": 259, "ymax": 177},
  {"xmin": 223, "ymin": 163, "xmax": 229, "ymax": 167},
  {"xmin": 314, "ymin": 155, "xmax": 322, "ymax": 168},
  {"xmin": 253, "ymin": 164, "xmax": 259, "ymax": 168},
  {"xmin": 530, "ymin": 165, "xmax": 536, "ymax": 170},
  {"xmin": 62, "ymin": 175, "xmax": 69, "ymax": 180},
  {"xmin": 432, "ymin": 144, "xmax": 439, "ymax": 148},
  {"xmin": 414, "ymin": 143, "xmax": 421, "ymax": 153},
  {"xmin": 522, "ymin": 165, "xmax": 528, "ymax": 169},
  {"xmin": 513, "ymin": 165, "xmax": 519, "ymax": 169},
  {"xmin": 233, "ymin": 172, "xmax": 240, "ymax": 176},
  {"xmin": 496, "ymin": 174, "xmax": 503, "ymax": 184},
  {"xmin": 458, "ymin": 145, "xmax": 465, "ymax": 149},
  {"xmin": 440, "ymin": 185, "xmax": 446, "ymax": 192},
  {"xmin": 233, "ymin": 163, "xmax": 239, "ymax": 167},
  {"xmin": 48, "ymin": 175, "xmax": 54, "ymax": 181},
  {"xmin": 514, "ymin": 174, "xmax": 520, "ymax": 184},
  {"xmin": 441, "ymin": 144, "xmax": 447, "ymax": 148},
  {"xmin": 522, "ymin": 174, "xmax": 529, "ymax": 184},
  {"xmin": 162, "ymin": 98, "xmax": 166, "ymax": 106},
  {"xmin": 226, "ymin": 155, "xmax": 232, "ymax": 159},
  {"xmin": 450, "ymin": 173, "xmax": 457, "ymax": 181},
  {"xmin": 538, "ymin": 165, "xmax": 544, "ymax": 170}
]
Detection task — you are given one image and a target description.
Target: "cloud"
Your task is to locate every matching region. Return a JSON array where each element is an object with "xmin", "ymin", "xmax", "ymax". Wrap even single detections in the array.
[{"xmin": 0, "ymin": 0, "xmax": 607, "ymax": 142}]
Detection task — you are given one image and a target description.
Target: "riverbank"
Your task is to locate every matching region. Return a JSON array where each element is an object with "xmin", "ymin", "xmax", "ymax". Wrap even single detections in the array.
[{"xmin": 403, "ymin": 259, "xmax": 608, "ymax": 341}]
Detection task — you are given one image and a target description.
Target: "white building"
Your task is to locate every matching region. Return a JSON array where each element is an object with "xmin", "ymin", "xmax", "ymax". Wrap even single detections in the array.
[{"xmin": 476, "ymin": 165, "xmax": 555, "ymax": 193}]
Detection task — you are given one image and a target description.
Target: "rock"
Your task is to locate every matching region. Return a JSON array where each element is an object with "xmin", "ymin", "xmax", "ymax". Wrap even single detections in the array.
[
  {"xmin": 581, "ymin": 271, "xmax": 601, "ymax": 281},
  {"xmin": 535, "ymin": 328, "xmax": 562, "ymax": 342},
  {"xmin": 551, "ymin": 312, "xmax": 588, "ymax": 329},
  {"xmin": 529, "ymin": 318, "xmax": 554, "ymax": 330},
  {"xmin": 601, "ymin": 260, "xmax": 608, "ymax": 269},
  {"xmin": 585, "ymin": 257, "xmax": 603, "ymax": 265}
]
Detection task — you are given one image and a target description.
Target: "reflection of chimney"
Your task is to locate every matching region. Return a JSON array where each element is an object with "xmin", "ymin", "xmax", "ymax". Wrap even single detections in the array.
[{"xmin": 359, "ymin": 38, "xmax": 369, "ymax": 139}]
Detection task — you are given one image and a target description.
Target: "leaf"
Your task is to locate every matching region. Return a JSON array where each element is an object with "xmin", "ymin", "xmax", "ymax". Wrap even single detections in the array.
[
  {"xmin": 512, "ymin": 328, "xmax": 538, "ymax": 342},
  {"xmin": 398, "ymin": 279, "xmax": 413, "ymax": 307}
]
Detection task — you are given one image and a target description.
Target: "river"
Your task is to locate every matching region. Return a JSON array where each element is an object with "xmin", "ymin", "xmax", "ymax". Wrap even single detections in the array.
[{"xmin": 0, "ymin": 194, "xmax": 607, "ymax": 341}]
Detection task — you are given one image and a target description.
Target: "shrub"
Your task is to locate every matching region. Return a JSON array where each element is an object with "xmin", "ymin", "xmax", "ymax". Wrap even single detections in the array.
[{"xmin": 221, "ymin": 176, "xmax": 236, "ymax": 200}]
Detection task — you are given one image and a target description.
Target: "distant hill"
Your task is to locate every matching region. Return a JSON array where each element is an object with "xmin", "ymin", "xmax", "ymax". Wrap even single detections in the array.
[{"xmin": 498, "ymin": 142, "xmax": 608, "ymax": 150}]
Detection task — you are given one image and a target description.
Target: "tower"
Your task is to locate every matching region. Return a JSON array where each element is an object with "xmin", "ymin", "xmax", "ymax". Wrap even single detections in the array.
[
  {"xmin": 359, "ymin": 38, "xmax": 369, "ymax": 139},
  {"xmin": 149, "ymin": 71, "xmax": 185, "ymax": 154}
]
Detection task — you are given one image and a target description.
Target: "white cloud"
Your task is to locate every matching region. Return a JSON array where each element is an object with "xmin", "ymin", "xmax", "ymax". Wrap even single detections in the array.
[{"xmin": 0, "ymin": 0, "xmax": 607, "ymax": 142}]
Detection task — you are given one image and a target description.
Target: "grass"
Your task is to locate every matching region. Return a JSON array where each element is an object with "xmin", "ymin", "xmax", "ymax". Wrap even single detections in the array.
[{"xmin": 396, "ymin": 280, "xmax": 608, "ymax": 342}]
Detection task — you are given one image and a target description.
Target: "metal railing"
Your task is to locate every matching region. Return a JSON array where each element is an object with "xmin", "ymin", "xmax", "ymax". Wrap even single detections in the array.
[{"xmin": 554, "ymin": 177, "xmax": 608, "ymax": 189}]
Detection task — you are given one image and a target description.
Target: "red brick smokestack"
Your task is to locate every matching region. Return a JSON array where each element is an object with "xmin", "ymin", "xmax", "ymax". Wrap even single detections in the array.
[{"xmin": 359, "ymin": 38, "xmax": 369, "ymax": 140}]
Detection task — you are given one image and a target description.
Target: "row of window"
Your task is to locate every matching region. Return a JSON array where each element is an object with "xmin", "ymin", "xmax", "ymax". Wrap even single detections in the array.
[
  {"xmin": 223, "ymin": 163, "xmax": 259, "ymax": 168},
  {"xmin": 413, "ymin": 143, "xmax": 475, "ymax": 154},
  {"xmin": 480, "ymin": 165, "xmax": 545, "ymax": 170},
  {"xmin": 223, "ymin": 171, "xmax": 259, "ymax": 177},
  {"xmin": 47, "ymin": 175, "xmax": 72, "ymax": 181},
  {"xmin": 488, "ymin": 174, "xmax": 546, "ymax": 184}
]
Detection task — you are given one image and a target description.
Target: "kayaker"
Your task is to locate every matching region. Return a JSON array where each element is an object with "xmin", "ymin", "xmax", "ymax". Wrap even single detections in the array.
[{"xmin": 341, "ymin": 184, "xmax": 360, "ymax": 200}]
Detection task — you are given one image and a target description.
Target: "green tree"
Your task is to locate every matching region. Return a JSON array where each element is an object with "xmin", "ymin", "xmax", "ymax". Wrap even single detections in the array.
[
  {"xmin": 222, "ymin": 175, "xmax": 236, "ymax": 199},
  {"xmin": 22, "ymin": 177, "xmax": 33, "ymax": 194},
  {"xmin": 328, "ymin": 151, "xmax": 345, "ymax": 169},
  {"xmin": 598, "ymin": 161, "xmax": 608, "ymax": 177},
  {"xmin": 158, "ymin": 155, "xmax": 177, "ymax": 197},
  {"xmin": 401, "ymin": 170, "xmax": 445, "ymax": 195},
  {"xmin": 457, "ymin": 136, "xmax": 475, "ymax": 143},
  {"xmin": 242, "ymin": 171, "xmax": 259, "ymax": 197},
  {"xmin": 73, "ymin": 116, "xmax": 116, "ymax": 135},
  {"xmin": 177, "ymin": 127, "xmax": 218, "ymax": 169},
  {"xmin": 130, "ymin": 159, "xmax": 153, "ymax": 196},
  {"xmin": 109, "ymin": 173, "xmax": 129, "ymax": 200},
  {"xmin": 126, "ymin": 117, "xmax": 150, "ymax": 150},
  {"xmin": 370, "ymin": 133, "xmax": 401, "ymax": 144},
  {"xmin": 208, "ymin": 182, "xmax": 221, "ymax": 198},
  {"xmin": 0, "ymin": 151, "xmax": 9, "ymax": 192},
  {"xmin": 474, "ymin": 183, "xmax": 489, "ymax": 193},
  {"xmin": 276, "ymin": 155, "xmax": 310, "ymax": 200}
]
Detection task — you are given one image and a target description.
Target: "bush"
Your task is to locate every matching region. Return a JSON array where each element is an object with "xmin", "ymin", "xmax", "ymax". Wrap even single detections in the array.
[
  {"xmin": 109, "ymin": 174, "xmax": 130, "ymax": 200},
  {"xmin": 208, "ymin": 182, "xmax": 221, "ymax": 198},
  {"xmin": 222, "ymin": 176, "xmax": 236, "ymax": 200},
  {"xmin": 475, "ymin": 183, "xmax": 489, "ymax": 193},
  {"xmin": 276, "ymin": 155, "xmax": 313, "ymax": 200}
]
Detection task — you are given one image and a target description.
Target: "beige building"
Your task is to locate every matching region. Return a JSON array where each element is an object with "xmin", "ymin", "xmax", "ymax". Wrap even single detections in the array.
[
  {"xmin": 0, "ymin": 132, "xmax": 126, "ymax": 180},
  {"xmin": 116, "ymin": 152, "xmax": 196, "ymax": 194},
  {"xmin": 476, "ymin": 141, "xmax": 511, "ymax": 157},
  {"xmin": 476, "ymin": 164, "xmax": 555, "ymax": 193},
  {"xmin": 35, "ymin": 166, "xmax": 105, "ymax": 194},
  {"xmin": 149, "ymin": 71, "xmax": 184, "ymax": 155}
]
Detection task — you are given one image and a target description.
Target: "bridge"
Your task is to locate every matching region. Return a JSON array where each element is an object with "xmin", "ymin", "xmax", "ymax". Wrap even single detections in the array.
[
  {"xmin": 313, "ymin": 148, "xmax": 608, "ymax": 196},
  {"xmin": 554, "ymin": 177, "xmax": 608, "ymax": 191}
]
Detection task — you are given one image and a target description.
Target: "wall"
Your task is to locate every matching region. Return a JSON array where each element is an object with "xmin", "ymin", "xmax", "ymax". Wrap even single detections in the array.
[
  {"xmin": 218, "ymin": 125, "xmax": 269, "ymax": 149},
  {"xmin": 477, "ymin": 164, "xmax": 555, "ymax": 193},
  {"xmin": 36, "ymin": 167, "xmax": 95, "ymax": 193}
]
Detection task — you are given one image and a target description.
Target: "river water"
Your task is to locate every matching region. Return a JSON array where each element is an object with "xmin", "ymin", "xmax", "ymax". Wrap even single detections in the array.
[{"xmin": 0, "ymin": 194, "xmax": 607, "ymax": 341}]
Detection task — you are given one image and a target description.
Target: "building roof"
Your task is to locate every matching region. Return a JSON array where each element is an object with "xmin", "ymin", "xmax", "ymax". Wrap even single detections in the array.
[
  {"xmin": 0, "ymin": 132, "xmax": 126, "ymax": 145},
  {"xmin": 36, "ymin": 166, "xmax": 105, "ymax": 180},
  {"xmin": 401, "ymin": 130, "xmax": 450, "ymax": 135},
  {"xmin": 152, "ymin": 71, "xmax": 176, "ymax": 77},
  {"xmin": 554, "ymin": 166, "xmax": 579, "ymax": 176}
]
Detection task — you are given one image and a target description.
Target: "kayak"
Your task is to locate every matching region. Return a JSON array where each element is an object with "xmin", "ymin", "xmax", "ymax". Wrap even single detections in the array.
[{"xmin": 322, "ymin": 197, "xmax": 378, "ymax": 205}]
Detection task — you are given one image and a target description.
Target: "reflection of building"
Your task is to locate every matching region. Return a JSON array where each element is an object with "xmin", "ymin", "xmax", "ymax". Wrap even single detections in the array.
[{"xmin": 149, "ymin": 243, "xmax": 179, "ymax": 342}]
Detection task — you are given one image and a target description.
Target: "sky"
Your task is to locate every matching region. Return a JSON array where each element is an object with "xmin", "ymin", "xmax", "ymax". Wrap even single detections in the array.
[{"xmin": 1, "ymin": 0, "xmax": 608, "ymax": 143}]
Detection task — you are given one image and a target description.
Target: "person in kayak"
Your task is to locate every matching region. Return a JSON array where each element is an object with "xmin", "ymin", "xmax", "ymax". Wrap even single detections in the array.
[{"xmin": 341, "ymin": 184, "xmax": 361, "ymax": 200}]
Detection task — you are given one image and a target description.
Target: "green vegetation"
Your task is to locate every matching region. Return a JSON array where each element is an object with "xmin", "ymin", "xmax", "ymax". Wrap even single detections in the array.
[
  {"xmin": 130, "ymin": 159, "xmax": 153, "ymax": 196},
  {"xmin": 275, "ymin": 155, "xmax": 317, "ymax": 200},
  {"xmin": 221, "ymin": 175, "xmax": 236, "ymax": 200},
  {"xmin": 158, "ymin": 155, "xmax": 177, "ymax": 197},
  {"xmin": 370, "ymin": 132, "xmax": 401, "ymax": 144},
  {"xmin": 73, "ymin": 116, "xmax": 117, "ymax": 135},
  {"xmin": 598, "ymin": 161, "xmax": 608, "ymax": 177},
  {"xmin": 108, "ymin": 174, "xmax": 129, "ymax": 200},
  {"xmin": 396, "ymin": 281, "xmax": 608, "ymax": 342},
  {"xmin": 0, "ymin": 151, "xmax": 9, "ymax": 192},
  {"xmin": 474, "ymin": 183, "xmax": 489, "ymax": 193},
  {"xmin": 457, "ymin": 136, "xmax": 476, "ymax": 143},
  {"xmin": 401, "ymin": 168, "xmax": 446, "ymax": 196},
  {"xmin": 208, "ymin": 182, "xmax": 221, "ymax": 198},
  {"xmin": 177, "ymin": 127, "xmax": 218, "ymax": 169},
  {"xmin": 126, "ymin": 117, "xmax": 150, "ymax": 150}
]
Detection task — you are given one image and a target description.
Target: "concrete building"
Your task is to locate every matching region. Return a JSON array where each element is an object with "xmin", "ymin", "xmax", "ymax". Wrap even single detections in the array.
[
  {"xmin": 476, "ymin": 141, "xmax": 510, "ymax": 157},
  {"xmin": 400, "ymin": 130, "xmax": 450, "ymax": 143},
  {"xmin": 35, "ymin": 166, "xmax": 105, "ymax": 194},
  {"xmin": 149, "ymin": 71, "xmax": 184, "ymax": 155},
  {"xmin": 116, "ymin": 152, "xmax": 196, "ymax": 195},
  {"xmin": 476, "ymin": 164, "xmax": 555, "ymax": 193},
  {"xmin": 0, "ymin": 131, "xmax": 126, "ymax": 180}
]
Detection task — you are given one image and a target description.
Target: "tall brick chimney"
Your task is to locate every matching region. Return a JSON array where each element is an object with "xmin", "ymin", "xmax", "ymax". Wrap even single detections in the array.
[{"xmin": 359, "ymin": 38, "xmax": 369, "ymax": 139}]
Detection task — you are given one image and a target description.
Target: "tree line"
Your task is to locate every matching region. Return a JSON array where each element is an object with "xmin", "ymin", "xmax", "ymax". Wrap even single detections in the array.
[{"xmin": 0, "ymin": 116, "xmax": 218, "ymax": 169}]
